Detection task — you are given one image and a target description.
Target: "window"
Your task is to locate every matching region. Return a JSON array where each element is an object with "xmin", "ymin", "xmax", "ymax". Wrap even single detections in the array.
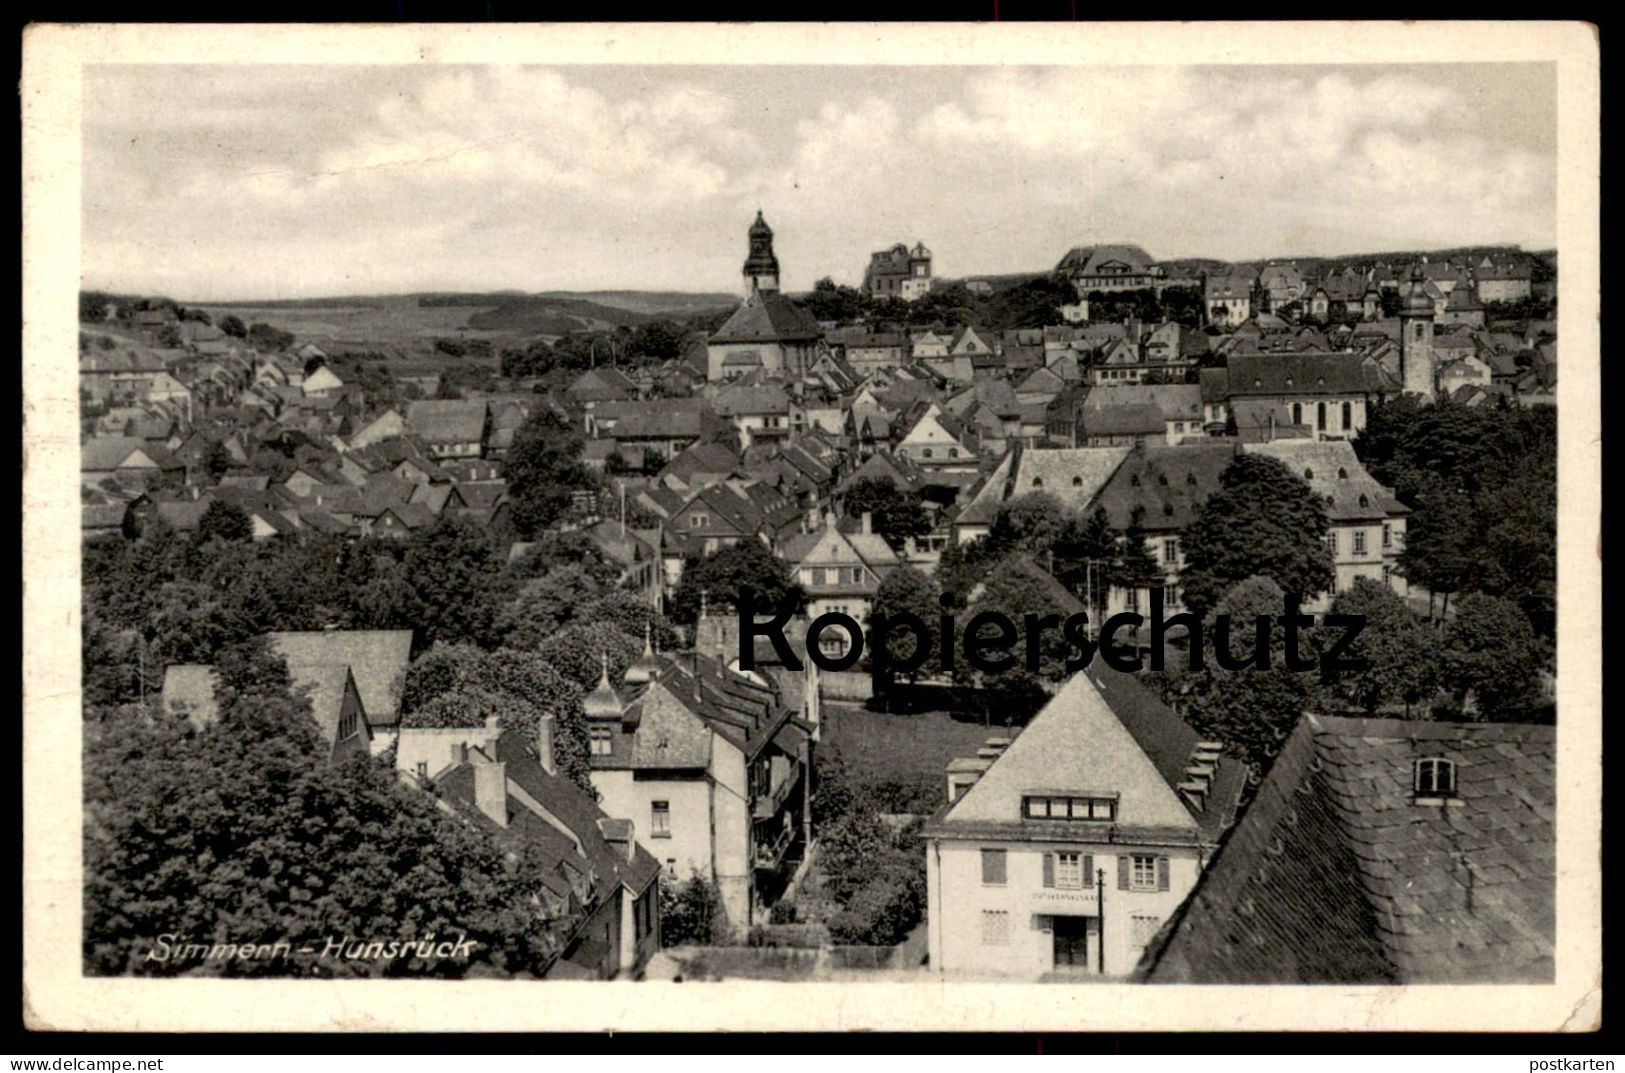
[
  {"xmin": 1129, "ymin": 854, "xmax": 1161, "ymax": 892},
  {"xmin": 1382, "ymin": 523, "xmax": 1392, "ymax": 549},
  {"xmin": 923, "ymin": 448, "xmax": 934, "ymax": 459},
  {"xmin": 651, "ymin": 801, "xmax": 671, "ymax": 837},
  {"xmin": 1414, "ymin": 758, "xmax": 1457, "ymax": 797},
  {"xmin": 1032, "ymin": 477, "xmax": 1043, "ymax": 488},
  {"xmin": 981, "ymin": 848, "xmax": 1007, "ymax": 886},
  {"xmin": 416, "ymin": 761, "xmax": 428, "ymax": 780},
  {"xmin": 981, "ymin": 910, "xmax": 1011, "ymax": 945},
  {"xmin": 801, "ymin": 568, "xmax": 815, "ymax": 585},
  {"xmin": 1326, "ymin": 532, "xmax": 1338, "ymax": 556},
  {"xmin": 1341, "ymin": 401, "xmax": 1353, "ymax": 430},
  {"xmin": 1317, "ymin": 402, "xmax": 1327, "ymax": 431},
  {"xmin": 1162, "ymin": 538, "xmax": 1178, "ymax": 564},
  {"xmin": 590, "ymin": 726, "xmax": 613, "ymax": 756},
  {"xmin": 1053, "ymin": 851, "xmax": 1086, "ymax": 890},
  {"xmin": 1353, "ymin": 530, "xmax": 1367, "ymax": 556},
  {"xmin": 690, "ymin": 513, "xmax": 708, "ymax": 529},
  {"xmin": 1023, "ymin": 795, "xmax": 1116, "ymax": 821},
  {"xmin": 665, "ymin": 858, "xmax": 677, "ymax": 878},
  {"xmin": 1292, "ymin": 403, "xmax": 1302, "ymax": 425}
]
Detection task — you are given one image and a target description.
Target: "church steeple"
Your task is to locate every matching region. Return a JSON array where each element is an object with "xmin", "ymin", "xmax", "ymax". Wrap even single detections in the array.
[
  {"xmin": 743, "ymin": 209, "xmax": 781, "ymax": 297},
  {"xmin": 1399, "ymin": 262, "xmax": 1437, "ymax": 402}
]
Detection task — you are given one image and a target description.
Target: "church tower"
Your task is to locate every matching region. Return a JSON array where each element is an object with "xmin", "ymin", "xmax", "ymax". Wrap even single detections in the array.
[
  {"xmin": 1399, "ymin": 263, "xmax": 1436, "ymax": 402},
  {"xmin": 742, "ymin": 209, "xmax": 781, "ymax": 297}
]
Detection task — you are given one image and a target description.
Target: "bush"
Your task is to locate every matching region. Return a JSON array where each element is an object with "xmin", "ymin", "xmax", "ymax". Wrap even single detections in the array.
[{"xmin": 658, "ymin": 875, "xmax": 726, "ymax": 947}]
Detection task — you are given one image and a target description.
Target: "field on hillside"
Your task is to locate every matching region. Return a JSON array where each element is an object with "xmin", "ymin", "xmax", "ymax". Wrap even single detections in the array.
[
  {"xmin": 822, "ymin": 702, "xmax": 998, "ymax": 788},
  {"xmin": 192, "ymin": 289, "xmax": 734, "ymax": 357}
]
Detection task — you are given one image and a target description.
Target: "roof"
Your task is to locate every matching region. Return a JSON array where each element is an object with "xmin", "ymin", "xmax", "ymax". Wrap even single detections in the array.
[
  {"xmin": 266, "ymin": 630, "xmax": 414, "ymax": 726},
  {"xmin": 80, "ymin": 436, "xmax": 179, "ymax": 473},
  {"xmin": 925, "ymin": 670, "xmax": 1236, "ymax": 842},
  {"xmin": 1008, "ymin": 445, "xmax": 1133, "ymax": 511},
  {"xmin": 709, "ymin": 289, "xmax": 823, "ymax": 344},
  {"xmin": 1092, "ymin": 442, "xmax": 1238, "ymax": 532},
  {"xmin": 287, "ymin": 663, "xmax": 363, "ymax": 747},
  {"xmin": 160, "ymin": 664, "xmax": 220, "ymax": 727},
  {"xmin": 405, "ymin": 400, "xmax": 488, "ymax": 445},
  {"xmin": 1242, "ymin": 439, "xmax": 1407, "ymax": 520},
  {"xmin": 1057, "ymin": 244, "xmax": 1157, "ymax": 277},
  {"xmin": 713, "ymin": 383, "xmax": 791, "ymax": 417},
  {"xmin": 1142, "ymin": 715, "xmax": 1555, "ymax": 984},
  {"xmin": 1209, "ymin": 352, "xmax": 1398, "ymax": 398}
]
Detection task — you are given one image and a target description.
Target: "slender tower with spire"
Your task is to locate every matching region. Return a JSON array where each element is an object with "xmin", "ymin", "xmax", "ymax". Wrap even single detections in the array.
[
  {"xmin": 1398, "ymin": 262, "xmax": 1437, "ymax": 402},
  {"xmin": 742, "ymin": 209, "xmax": 781, "ymax": 298}
]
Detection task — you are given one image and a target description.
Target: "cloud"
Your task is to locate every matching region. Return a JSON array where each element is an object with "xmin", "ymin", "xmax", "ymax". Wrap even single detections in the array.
[{"xmin": 79, "ymin": 64, "xmax": 1556, "ymax": 299}]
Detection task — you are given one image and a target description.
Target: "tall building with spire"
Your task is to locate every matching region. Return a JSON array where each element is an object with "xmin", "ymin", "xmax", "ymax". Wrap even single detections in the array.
[
  {"xmin": 706, "ymin": 210, "xmax": 823, "ymax": 382},
  {"xmin": 742, "ymin": 210, "xmax": 781, "ymax": 297},
  {"xmin": 1398, "ymin": 263, "xmax": 1437, "ymax": 402}
]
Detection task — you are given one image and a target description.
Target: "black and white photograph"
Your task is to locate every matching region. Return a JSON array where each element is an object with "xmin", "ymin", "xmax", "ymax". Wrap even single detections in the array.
[{"xmin": 21, "ymin": 21, "xmax": 1601, "ymax": 1035}]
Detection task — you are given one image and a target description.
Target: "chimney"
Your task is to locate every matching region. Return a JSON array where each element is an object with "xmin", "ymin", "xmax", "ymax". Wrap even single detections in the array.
[
  {"xmin": 860, "ymin": 511, "xmax": 873, "ymax": 535},
  {"xmin": 473, "ymin": 758, "xmax": 508, "ymax": 828},
  {"xmin": 452, "ymin": 742, "xmax": 469, "ymax": 766},
  {"xmin": 537, "ymin": 713, "xmax": 556, "ymax": 776}
]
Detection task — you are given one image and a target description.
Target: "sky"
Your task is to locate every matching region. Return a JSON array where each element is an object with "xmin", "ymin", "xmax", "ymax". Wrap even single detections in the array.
[{"xmin": 80, "ymin": 63, "xmax": 1557, "ymax": 301}]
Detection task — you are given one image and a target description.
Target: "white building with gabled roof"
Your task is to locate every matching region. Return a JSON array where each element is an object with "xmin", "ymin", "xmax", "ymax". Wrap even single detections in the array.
[{"xmin": 922, "ymin": 667, "xmax": 1244, "ymax": 979}]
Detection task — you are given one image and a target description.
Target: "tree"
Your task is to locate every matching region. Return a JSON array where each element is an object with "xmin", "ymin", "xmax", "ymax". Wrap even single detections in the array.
[
  {"xmin": 536, "ymin": 621, "xmax": 643, "ymax": 691},
  {"xmin": 840, "ymin": 477, "xmax": 931, "ymax": 550},
  {"xmin": 1442, "ymin": 594, "xmax": 1544, "ymax": 721},
  {"xmin": 401, "ymin": 643, "xmax": 592, "ymax": 793},
  {"xmin": 505, "ymin": 409, "xmax": 594, "ymax": 539},
  {"xmin": 668, "ymin": 540, "xmax": 798, "ymax": 626},
  {"xmin": 195, "ymin": 500, "xmax": 252, "ymax": 545},
  {"xmin": 658, "ymin": 876, "xmax": 725, "ymax": 947},
  {"xmin": 1322, "ymin": 578, "xmax": 1437, "ymax": 716},
  {"xmin": 219, "ymin": 314, "xmax": 247, "ymax": 338},
  {"xmin": 985, "ymin": 492, "xmax": 1066, "ymax": 560},
  {"xmin": 247, "ymin": 322, "xmax": 296, "ymax": 352},
  {"xmin": 1183, "ymin": 576, "xmax": 1313, "ymax": 783},
  {"xmin": 629, "ymin": 320, "xmax": 686, "ymax": 363},
  {"xmin": 402, "ymin": 517, "xmax": 502, "ymax": 648},
  {"xmin": 869, "ymin": 565, "xmax": 942, "ymax": 695},
  {"xmin": 580, "ymin": 591, "xmax": 681, "ymax": 654},
  {"xmin": 495, "ymin": 565, "xmax": 612, "ymax": 649},
  {"xmin": 1179, "ymin": 454, "xmax": 1334, "ymax": 617},
  {"xmin": 83, "ymin": 664, "xmax": 569, "ymax": 978}
]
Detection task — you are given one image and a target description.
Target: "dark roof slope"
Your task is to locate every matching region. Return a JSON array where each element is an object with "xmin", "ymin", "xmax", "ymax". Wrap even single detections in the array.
[
  {"xmin": 710, "ymin": 289, "xmax": 822, "ymax": 344},
  {"xmin": 1141, "ymin": 715, "xmax": 1556, "ymax": 984}
]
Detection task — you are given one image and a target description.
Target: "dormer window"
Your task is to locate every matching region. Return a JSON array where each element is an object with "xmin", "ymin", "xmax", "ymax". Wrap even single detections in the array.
[
  {"xmin": 1338, "ymin": 467, "xmax": 1349, "ymax": 479},
  {"xmin": 1304, "ymin": 467, "xmax": 1314, "ymax": 480},
  {"xmin": 1186, "ymin": 472, "xmax": 1197, "ymax": 486},
  {"xmin": 1072, "ymin": 476, "xmax": 1083, "ymax": 487},
  {"xmin": 1032, "ymin": 478, "xmax": 1043, "ymax": 488},
  {"xmin": 1414, "ymin": 758, "xmax": 1457, "ymax": 798},
  {"xmin": 1023, "ymin": 794, "xmax": 1116, "ymax": 821}
]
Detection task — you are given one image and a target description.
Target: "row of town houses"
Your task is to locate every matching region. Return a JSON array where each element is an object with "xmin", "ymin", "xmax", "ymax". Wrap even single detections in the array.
[{"xmin": 85, "ymin": 214, "xmax": 1556, "ymax": 983}]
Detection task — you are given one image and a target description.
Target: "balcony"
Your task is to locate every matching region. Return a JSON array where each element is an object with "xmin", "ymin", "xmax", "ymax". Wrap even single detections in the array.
[
  {"xmin": 752, "ymin": 768, "xmax": 801, "ymax": 821},
  {"xmin": 754, "ymin": 825, "xmax": 796, "ymax": 872}
]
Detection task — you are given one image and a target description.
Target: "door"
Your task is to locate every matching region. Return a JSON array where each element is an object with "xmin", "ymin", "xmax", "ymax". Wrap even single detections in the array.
[{"xmin": 1053, "ymin": 916, "xmax": 1091, "ymax": 970}]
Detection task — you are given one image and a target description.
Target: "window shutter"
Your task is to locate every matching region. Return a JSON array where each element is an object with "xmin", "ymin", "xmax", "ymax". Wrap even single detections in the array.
[
  {"xmin": 1157, "ymin": 856, "xmax": 1171, "ymax": 892},
  {"xmin": 1083, "ymin": 854, "xmax": 1094, "ymax": 887},
  {"xmin": 1117, "ymin": 856, "xmax": 1130, "ymax": 890},
  {"xmin": 1042, "ymin": 853, "xmax": 1055, "ymax": 888}
]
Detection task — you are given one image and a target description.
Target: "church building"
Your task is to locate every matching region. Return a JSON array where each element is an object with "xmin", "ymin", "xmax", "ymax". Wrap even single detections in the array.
[{"xmin": 706, "ymin": 211, "xmax": 824, "ymax": 382}]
